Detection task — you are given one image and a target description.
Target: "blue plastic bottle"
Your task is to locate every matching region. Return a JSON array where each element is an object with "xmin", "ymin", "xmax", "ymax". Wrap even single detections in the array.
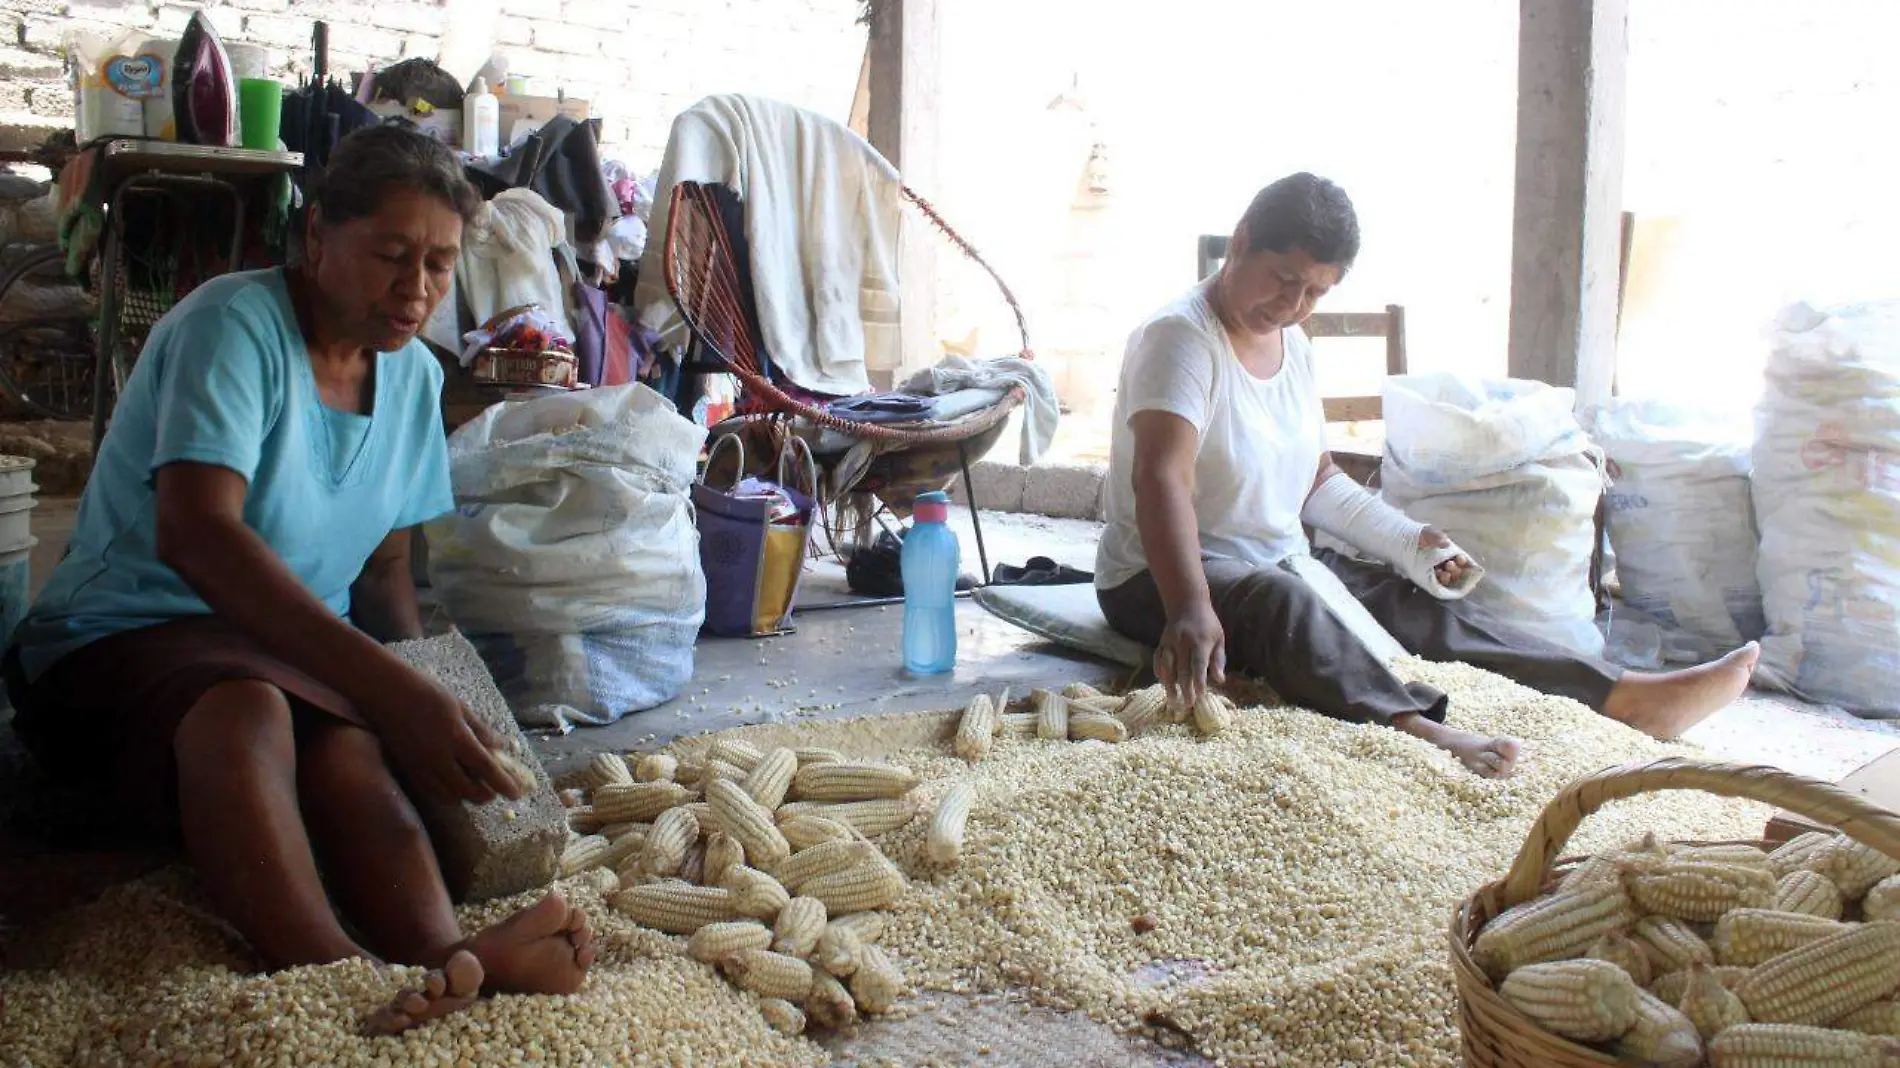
[{"xmin": 901, "ymin": 490, "xmax": 960, "ymax": 674}]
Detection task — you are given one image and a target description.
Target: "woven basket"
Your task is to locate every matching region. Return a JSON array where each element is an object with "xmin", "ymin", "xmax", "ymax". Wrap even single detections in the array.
[{"xmin": 1448, "ymin": 756, "xmax": 1900, "ymax": 1067}]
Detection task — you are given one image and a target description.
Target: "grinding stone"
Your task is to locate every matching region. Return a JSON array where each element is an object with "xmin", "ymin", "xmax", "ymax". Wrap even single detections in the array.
[{"xmin": 387, "ymin": 631, "xmax": 567, "ymax": 902}]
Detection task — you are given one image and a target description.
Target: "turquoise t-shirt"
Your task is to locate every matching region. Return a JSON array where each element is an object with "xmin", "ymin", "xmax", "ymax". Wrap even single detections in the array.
[{"xmin": 15, "ymin": 268, "xmax": 455, "ymax": 681}]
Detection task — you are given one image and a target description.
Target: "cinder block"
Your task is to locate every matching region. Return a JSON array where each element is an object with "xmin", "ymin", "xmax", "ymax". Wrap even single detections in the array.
[
  {"xmin": 370, "ymin": 1, "xmax": 444, "ymax": 34},
  {"xmin": 26, "ymin": 83, "xmax": 72, "ymax": 121},
  {"xmin": 327, "ymin": 22, "xmax": 405, "ymax": 59},
  {"xmin": 560, "ymin": 0, "xmax": 622, "ymax": 29},
  {"xmin": 949, "ymin": 459, "xmax": 1026, "ymax": 514},
  {"xmin": 499, "ymin": 0, "xmax": 560, "ymax": 19},
  {"xmin": 1022, "ymin": 461, "xmax": 1106, "ymax": 520},
  {"xmin": 388, "ymin": 631, "xmax": 566, "ymax": 903},
  {"xmin": 532, "ymin": 20, "xmax": 601, "ymax": 56},
  {"xmin": 242, "ymin": 13, "xmax": 320, "ymax": 48},
  {"xmin": 496, "ymin": 15, "xmax": 533, "ymax": 45}
]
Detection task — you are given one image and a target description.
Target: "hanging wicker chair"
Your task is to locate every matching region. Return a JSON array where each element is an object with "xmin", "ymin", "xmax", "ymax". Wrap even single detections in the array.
[{"xmin": 660, "ymin": 178, "xmax": 1036, "ymax": 570}]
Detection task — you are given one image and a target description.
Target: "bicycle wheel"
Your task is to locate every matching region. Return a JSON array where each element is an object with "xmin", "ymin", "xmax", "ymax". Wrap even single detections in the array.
[{"xmin": 0, "ymin": 243, "xmax": 96, "ymax": 421}]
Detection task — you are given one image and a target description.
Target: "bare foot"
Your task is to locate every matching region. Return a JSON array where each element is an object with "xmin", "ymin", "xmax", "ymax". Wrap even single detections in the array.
[
  {"xmin": 463, "ymin": 892, "xmax": 595, "ymax": 996},
  {"xmin": 365, "ymin": 949, "xmax": 483, "ymax": 1035},
  {"xmin": 1603, "ymin": 642, "xmax": 1760, "ymax": 740},
  {"xmin": 1393, "ymin": 713, "xmax": 1523, "ymax": 779}
]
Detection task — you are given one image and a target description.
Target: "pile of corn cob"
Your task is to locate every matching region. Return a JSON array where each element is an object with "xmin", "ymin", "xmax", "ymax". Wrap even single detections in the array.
[
  {"xmin": 1476, "ymin": 828, "xmax": 1900, "ymax": 1066},
  {"xmin": 954, "ymin": 681, "xmax": 1240, "ymax": 763},
  {"xmin": 553, "ymin": 737, "xmax": 919, "ymax": 1036}
]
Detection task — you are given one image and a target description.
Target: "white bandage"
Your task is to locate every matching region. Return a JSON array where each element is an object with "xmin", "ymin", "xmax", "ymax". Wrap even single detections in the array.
[{"xmin": 1300, "ymin": 471, "xmax": 1484, "ymax": 600}]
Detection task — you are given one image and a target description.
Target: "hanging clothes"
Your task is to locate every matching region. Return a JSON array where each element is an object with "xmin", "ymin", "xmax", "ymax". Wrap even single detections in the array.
[{"xmin": 455, "ymin": 188, "xmax": 577, "ymax": 349}]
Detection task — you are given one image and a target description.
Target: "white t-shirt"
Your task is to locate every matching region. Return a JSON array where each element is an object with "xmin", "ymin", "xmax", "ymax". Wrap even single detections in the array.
[{"xmin": 1096, "ymin": 280, "xmax": 1327, "ymax": 591}]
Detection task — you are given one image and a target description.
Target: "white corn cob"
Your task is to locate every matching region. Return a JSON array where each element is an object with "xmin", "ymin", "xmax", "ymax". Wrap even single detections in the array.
[
  {"xmin": 599, "ymin": 827, "xmax": 650, "ymax": 872},
  {"xmin": 771, "ymin": 896, "xmax": 828, "ymax": 957},
  {"xmin": 494, "ymin": 750, "xmax": 540, "ymax": 794},
  {"xmin": 707, "ymin": 778, "xmax": 792, "ymax": 868},
  {"xmin": 998, "ymin": 712, "xmax": 1040, "ymax": 739},
  {"xmin": 758, "ymin": 998, "xmax": 806, "ymax": 1036},
  {"xmin": 955, "ymin": 694, "xmax": 997, "ymax": 763},
  {"xmin": 1709, "ymin": 1023, "xmax": 1900, "ymax": 1067},
  {"xmin": 1867, "ymin": 875, "xmax": 1900, "ymax": 922},
  {"xmin": 632, "ymin": 753, "xmax": 678, "ymax": 783},
  {"xmin": 1765, "ymin": 831, "xmax": 1834, "ymax": 878},
  {"xmin": 559, "ymin": 834, "xmax": 613, "ymax": 876},
  {"xmin": 1060, "ymin": 681, "xmax": 1105, "ymax": 700},
  {"xmin": 742, "ymin": 748, "xmax": 798, "ymax": 809},
  {"xmin": 1713, "ymin": 908, "xmax": 1851, "ymax": 968},
  {"xmin": 1651, "ymin": 965, "xmax": 1752, "ymax": 1007},
  {"xmin": 1614, "ymin": 988, "xmax": 1704, "ymax": 1068},
  {"xmin": 723, "ymin": 864, "xmax": 792, "ymax": 921},
  {"xmin": 698, "ymin": 759, "xmax": 750, "ymax": 788},
  {"xmin": 638, "ymin": 806, "xmax": 699, "ymax": 879},
  {"xmin": 1626, "ymin": 861, "xmax": 1777, "ymax": 922},
  {"xmin": 1837, "ymin": 1001, "xmax": 1900, "ymax": 1039},
  {"xmin": 850, "ymin": 944, "xmax": 905, "ymax": 1014},
  {"xmin": 591, "ymin": 781, "xmax": 694, "ymax": 825},
  {"xmin": 813, "ymin": 921, "xmax": 865, "ymax": 977},
  {"xmin": 1069, "ymin": 710, "xmax": 1129, "ymax": 743},
  {"xmin": 828, "ymin": 910, "xmax": 886, "ymax": 944},
  {"xmin": 1498, "ymin": 959, "xmax": 1641, "ymax": 1043},
  {"xmin": 610, "ymin": 883, "xmax": 737, "ymax": 934},
  {"xmin": 1675, "ymin": 844, "xmax": 1771, "ymax": 869},
  {"xmin": 678, "ymin": 841, "xmax": 707, "ymax": 885},
  {"xmin": 1679, "ymin": 962, "xmax": 1749, "ymax": 1042},
  {"xmin": 706, "ymin": 738, "xmax": 765, "ymax": 773},
  {"xmin": 1636, "ymin": 915, "xmax": 1718, "ymax": 974},
  {"xmin": 575, "ymin": 752, "xmax": 633, "ymax": 792},
  {"xmin": 686, "ymin": 920, "xmax": 774, "ymax": 964},
  {"xmin": 789, "ymin": 762, "xmax": 918, "ymax": 802},
  {"xmin": 1069, "ymin": 695, "xmax": 1125, "ymax": 716},
  {"xmin": 1735, "ymin": 922, "xmax": 1900, "ymax": 1026},
  {"xmin": 800, "ymin": 856, "xmax": 907, "ymax": 915},
  {"xmin": 794, "ymin": 747, "xmax": 846, "ymax": 766},
  {"xmin": 1033, "ymin": 689, "xmax": 1070, "ymax": 740},
  {"xmin": 1813, "ymin": 838, "xmax": 1900, "ymax": 899},
  {"xmin": 1191, "ymin": 692, "xmax": 1235, "ymax": 736},
  {"xmin": 1586, "ymin": 930, "xmax": 1654, "ymax": 988},
  {"xmin": 1473, "ymin": 882, "xmax": 1637, "ymax": 980},
  {"xmin": 566, "ymin": 806, "xmax": 600, "ymax": 833},
  {"xmin": 719, "ymin": 949, "xmax": 814, "ymax": 1001},
  {"xmin": 807, "ymin": 969, "xmax": 859, "ymax": 1029},
  {"xmin": 927, "ymin": 782, "xmax": 976, "ymax": 866},
  {"xmin": 780, "ymin": 814, "xmax": 854, "ymax": 852},
  {"xmin": 1776, "ymin": 869, "xmax": 1847, "ymax": 920},
  {"xmin": 1116, "ymin": 686, "xmax": 1168, "ymax": 734},
  {"xmin": 774, "ymin": 838, "xmax": 880, "ymax": 894},
  {"xmin": 776, "ymin": 797, "xmax": 919, "ymax": 838},
  {"xmin": 702, "ymin": 831, "xmax": 746, "ymax": 890}
]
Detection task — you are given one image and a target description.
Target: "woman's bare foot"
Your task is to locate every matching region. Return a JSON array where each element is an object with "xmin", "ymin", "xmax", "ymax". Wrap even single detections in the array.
[
  {"xmin": 1602, "ymin": 642, "xmax": 1760, "ymax": 740},
  {"xmin": 365, "ymin": 949, "xmax": 483, "ymax": 1035},
  {"xmin": 1393, "ymin": 713, "xmax": 1523, "ymax": 779},
  {"xmin": 463, "ymin": 892, "xmax": 595, "ymax": 996}
]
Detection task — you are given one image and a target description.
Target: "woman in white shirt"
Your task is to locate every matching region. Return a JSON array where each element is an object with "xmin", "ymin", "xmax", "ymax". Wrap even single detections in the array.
[{"xmin": 1097, "ymin": 173, "xmax": 1759, "ymax": 777}]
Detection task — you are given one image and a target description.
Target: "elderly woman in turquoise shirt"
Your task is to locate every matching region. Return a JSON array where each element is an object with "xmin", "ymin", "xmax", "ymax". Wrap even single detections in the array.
[{"xmin": 5, "ymin": 124, "xmax": 592, "ymax": 1031}]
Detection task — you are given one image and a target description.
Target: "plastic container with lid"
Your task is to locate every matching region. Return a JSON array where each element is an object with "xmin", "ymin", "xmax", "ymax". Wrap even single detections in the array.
[{"xmin": 900, "ymin": 491, "xmax": 960, "ymax": 674}]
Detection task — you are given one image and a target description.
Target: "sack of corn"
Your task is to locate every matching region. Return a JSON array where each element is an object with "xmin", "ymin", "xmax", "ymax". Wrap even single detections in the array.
[{"xmin": 1451, "ymin": 757, "xmax": 1900, "ymax": 1067}]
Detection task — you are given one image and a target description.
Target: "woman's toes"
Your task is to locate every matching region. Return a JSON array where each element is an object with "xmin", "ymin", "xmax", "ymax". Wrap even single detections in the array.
[
  {"xmin": 443, "ymin": 950, "xmax": 483, "ymax": 996},
  {"xmin": 577, "ymin": 943, "xmax": 598, "ymax": 970},
  {"xmin": 424, "ymin": 972, "xmax": 446, "ymax": 999}
]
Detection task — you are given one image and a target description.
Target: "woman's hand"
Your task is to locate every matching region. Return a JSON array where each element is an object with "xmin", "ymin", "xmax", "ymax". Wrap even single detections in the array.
[
  {"xmin": 1419, "ymin": 527, "xmax": 1473, "ymax": 589},
  {"xmin": 1155, "ymin": 602, "xmax": 1227, "ymax": 713},
  {"xmin": 363, "ymin": 666, "xmax": 524, "ymax": 806}
]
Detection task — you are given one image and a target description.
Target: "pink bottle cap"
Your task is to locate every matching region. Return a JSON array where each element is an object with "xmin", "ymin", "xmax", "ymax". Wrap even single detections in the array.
[{"xmin": 913, "ymin": 490, "xmax": 950, "ymax": 523}]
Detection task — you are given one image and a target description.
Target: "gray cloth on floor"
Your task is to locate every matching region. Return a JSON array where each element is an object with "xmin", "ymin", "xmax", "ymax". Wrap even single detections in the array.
[{"xmin": 900, "ymin": 354, "xmax": 1059, "ymax": 464}]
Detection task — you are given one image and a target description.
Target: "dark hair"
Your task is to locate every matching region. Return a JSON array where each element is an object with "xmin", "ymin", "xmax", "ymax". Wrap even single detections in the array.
[
  {"xmin": 311, "ymin": 121, "xmax": 482, "ymax": 228},
  {"xmin": 1237, "ymin": 172, "xmax": 1359, "ymax": 271}
]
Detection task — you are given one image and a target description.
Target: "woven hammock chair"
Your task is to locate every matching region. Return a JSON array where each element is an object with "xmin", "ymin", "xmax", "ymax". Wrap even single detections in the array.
[{"xmin": 661, "ymin": 179, "xmax": 1036, "ymax": 577}]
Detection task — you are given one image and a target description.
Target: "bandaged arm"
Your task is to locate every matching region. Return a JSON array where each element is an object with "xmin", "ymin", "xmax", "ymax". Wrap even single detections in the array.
[{"xmin": 1300, "ymin": 468, "xmax": 1483, "ymax": 599}]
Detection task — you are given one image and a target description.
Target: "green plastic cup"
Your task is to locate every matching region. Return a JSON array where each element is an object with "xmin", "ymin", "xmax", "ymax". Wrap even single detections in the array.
[{"xmin": 238, "ymin": 77, "xmax": 283, "ymax": 151}]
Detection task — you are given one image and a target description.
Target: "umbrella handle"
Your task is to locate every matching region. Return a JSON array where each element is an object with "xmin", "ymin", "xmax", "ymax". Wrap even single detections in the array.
[{"xmin": 312, "ymin": 21, "xmax": 328, "ymax": 85}]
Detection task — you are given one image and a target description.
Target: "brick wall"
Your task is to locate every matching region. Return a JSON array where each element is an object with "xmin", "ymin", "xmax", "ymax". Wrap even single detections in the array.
[{"xmin": 0, "ymin": 0, "xmax": 867, "ymax": 163}]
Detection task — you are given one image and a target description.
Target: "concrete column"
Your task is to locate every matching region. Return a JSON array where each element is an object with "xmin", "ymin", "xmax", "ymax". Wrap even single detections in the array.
[
  {"xmin": 866, "ymin": 0, "xmax": 941, "ymax": 382},
  {"xmin": 1507, "ymin": 0, "xmax": 1628, "ymax": 407}
]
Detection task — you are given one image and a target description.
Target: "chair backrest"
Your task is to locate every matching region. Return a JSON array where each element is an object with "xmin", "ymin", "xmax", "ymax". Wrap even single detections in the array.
[{"xmin": 1196, "ymin": 233, "xmax": 1407, "ymax": 423}]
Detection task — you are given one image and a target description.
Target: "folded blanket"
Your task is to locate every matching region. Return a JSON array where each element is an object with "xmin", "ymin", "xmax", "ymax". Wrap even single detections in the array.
[{"xmin": 900, "ymin": 355, "xmax": 1059, "ymax": 464}]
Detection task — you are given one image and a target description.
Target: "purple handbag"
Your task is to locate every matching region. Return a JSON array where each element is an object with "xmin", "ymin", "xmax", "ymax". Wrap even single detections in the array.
[{"xmin": 693, "ymin": 435, "xmax": 818, "ymax": 638}]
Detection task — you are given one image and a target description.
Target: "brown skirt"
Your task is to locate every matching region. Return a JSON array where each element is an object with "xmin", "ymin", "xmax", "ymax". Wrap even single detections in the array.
[{"xmin": 4, "ymin": 616, "xmax": 364, "ymax": 827}]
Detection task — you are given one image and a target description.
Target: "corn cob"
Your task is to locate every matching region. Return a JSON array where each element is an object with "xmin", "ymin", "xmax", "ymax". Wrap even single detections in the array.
[
  {"xmin": 1713, "ymin": 909, "xmax": 1851, "ymax": 968},
  {"xmin": 1837, "ymin": 1001, "xmax": 1900, "ymax": 1039},
  {"xmin": 777, "ymin": 797, "xmax": 919, "ymax": 838},
  {"xmin": 1060, "ymin": 681, "xmax": 1105, "ymax": 700},
  {"xmin": 1070, "ymin": 695, "xmax": 1125, "ymax": 716},
  {"xmin": 1033, "ymin": 689, "xmax": 1070, "ymax": 740},
  {"xmin": 927, "ymin": 782, "xmax": 976, "ymax": 866},
  {"xmin": 610, "ymin": 883, "xmax": 737, "ymax": 934},
  {"xmin": 771, "ymin": 896, "xmax": 828, "ymax": 957},
  {"xmin": 1768, "ymin": 832, "xmax": 1838, "ymax": 879},
  {"xmin": 1560, "ymin": 855, "xmax": 1625, "ymax": 895},
  {"xmin": 813, "ymin": 922, "xmax": 866, "ymax": 977},
  {"xmin": 742, "ymin": 748, "xmax": 798, "ymax": 809},
  {"xmin": 592, "ymin": 781, "xmax": 694, "ymax": 824},
  {"xmin": 576, "ymin": 752, "xmax": 633, "ymax": 792},
  {"xmin": 807, "ymin": 969, "xmax": 859, "ymax": 1029},
  {"xmin": 1708, "ymin": 1023, "xmax": 1900, "ymax": 1067},
  {"xmin": 686, "ymin": 920, "xmax": 774, "ymax": 964},
  {"xmin": 756, "ymin": 997, "xmax": 806, "ymax": 1036},
  {"xmin": 678, "ymin": 841, "xmax": 707, "ymax": 885},
  {"xmin": 567, "ymin": 806, "xmax": 600, "ymax": 833},
  {"xmin": 632, "ymin": 753, "xmax": 678, "ymax": 783},
  {"xmin": 1069, "ymin": 710, "xmax": 1130, "ymax": 743},
  {"xmin": 598, "ymin": 820, "xmax": 648, "ymax": 842},
  {"xmin": 681, "ymin": 801, "xmax": 721, "ymax": 831},
  {"xmin": 794, "ymin": 747, "xmax": 846, "ymax": 766},
  {"xmin": 494, "ymin": 750, "xmax": 541, "ymax": 794},
  {"xmin": 780, "ymin": 814, "xmax": 855, "ymax": 852},
  {"xmin": 1116, "ymin": 686, "xmax": 1168, "ymax": 734},
  {"xmin": 1652, "ymin": 965, "xmax": 1752, "ymax": 1006},
  {"xmin": 1627, "ymin": 861, "xmax": 1777, "ymax": 922},
  {"xmin": 1192, "ymin": 692, "xmax": 1235, "ymax": 736},
  {"xmin": 675, "ymin": 758, "xmax": 706, "ymax": 786},
  {"xmin": 706, "ymin": 738, "xmax": 765, "ymax": 773},
  {"xmin": 1676, "ymin": 844, "xmax": 1772, "ymax": 870},
  {"xmin": 1816, "ymin": 839, "xmax": 1900, "ymax": 899},
  {"xmin": 998, "ymin": 711, "xmax": 1040, "ymax": 738},
  {"xmin": 1868, "ymin": 876, "xmax": 1900, "ymax": 922},
  {"xmin": 1615, "ymin": 988, "xmax": 1704, "ymax": 1068},
  {"xmin": 790, "ymin": 762, "xmax": 918, "ymax": 802},
  {"xmin": 1679, "ymin": 962, "xmax": 1750, "ymax": 1042},
  {"xmin": 600, "ymin": 827, "xmax": 650, "ymax": 872},
  {"xmin": 850, "ymin": 944, "xmax": 905, "ymax": 1014},
  {"xmin": 702, "ymin": 831, "xmax": 745, "ymax": 890},
  {"xmin": 719, "ymin": 949, "xmax": 814, "ymax": 1001},
  {"xmin": 1777, "ymin": 869, "xmax": 1847, "ymax": 920},
  {"xmin": 773, "ymin": 839, "xmax": 880, "ymax": 894},
  {"xmin": 723, "ymin": 864, "xmax": 792, "ymax": 921},
  {"xmin": 1473, "ymin": 882, "xmax": 1636, "ymax": 980},
  {"xmin": 829, "ymin": 910, "xmax": 886, "ymax": 943},
  {"xmin": 1498, "ymin": 959, "xmax": 1641, "ymax": 1043},
  {"xmin": 699, "ymin": 759, "xmax": 750, "ymax": 787},
  {"xmin": 707, "ymin": 778, "xmax": 792, "ymax": 868},
  {"xmin": 559, "ymin": 834, "xmax": 613, "ymax": 876},
  {"xmin": 1735, "ymin": 922, "xmax": 1900, "ymax": 1025},
  {"xmin": 955, "ymin": 694, "xmax": 997, "ymax": 762},
  {"xmin": 638, "ymin": 806, "xmax": 699, "ymax": 878},
  {"xmin": 558, "ymin": 787, "xmax": 585, "ymax": 808},
  {"xmin": 1636, "ymin": 915, "xmax": 1718, "ymax": 974},
  {"xmin": 800, "ymin": 856, "xmax": 907, "ymax": 915},
  {"xmin": 1587, "ymin": 930, "xmax": 1654, "ymax": 987}
]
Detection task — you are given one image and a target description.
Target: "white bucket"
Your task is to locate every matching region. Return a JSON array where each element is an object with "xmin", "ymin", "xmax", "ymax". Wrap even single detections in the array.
[{"xmin": 0, "ymin": 455, "xmax": 39, "ymax": 555}]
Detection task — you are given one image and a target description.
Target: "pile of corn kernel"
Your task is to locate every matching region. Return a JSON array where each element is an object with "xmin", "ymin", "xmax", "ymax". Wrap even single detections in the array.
[{"xmin": 0, "ymin": 658, "xmax": 1768, "ymax": 1067}]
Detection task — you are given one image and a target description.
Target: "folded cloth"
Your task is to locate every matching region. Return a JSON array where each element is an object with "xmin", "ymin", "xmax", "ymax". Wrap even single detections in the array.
[
  {"xmin": 899, "ymin": 354, "xmax": 1059, "ymax": 464},
  {"xmin": 827, "ymin": 392, "xmax": 935, "ymax": 424},
  {"xmin": 930, "ymin": 386, "xmax": 1009, "ymax": 422}
]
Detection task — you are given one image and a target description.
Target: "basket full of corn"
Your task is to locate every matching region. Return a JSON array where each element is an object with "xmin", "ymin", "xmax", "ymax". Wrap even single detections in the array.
[{"xmin": 1449, "ymin": 757, "xmax": 1900, "ymax": 1067}]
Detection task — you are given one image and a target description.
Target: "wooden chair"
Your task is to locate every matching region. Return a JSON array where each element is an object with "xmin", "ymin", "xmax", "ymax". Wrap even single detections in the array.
[{"xmin": 1197, "ymin": 233, "xmax": 1405, "ymax": 487}]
